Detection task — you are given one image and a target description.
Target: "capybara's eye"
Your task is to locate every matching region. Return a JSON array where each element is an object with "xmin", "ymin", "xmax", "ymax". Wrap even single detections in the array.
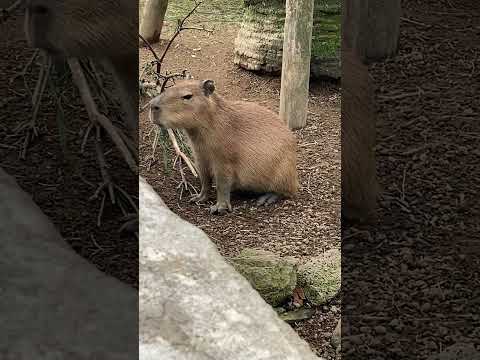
[
  {"xmin": 152, "ymin": 105, "xmax": 160, "ymax": 111},
  {"xmin": 182, "ymin": 94, "xmax": 193, "ymax": 100}
]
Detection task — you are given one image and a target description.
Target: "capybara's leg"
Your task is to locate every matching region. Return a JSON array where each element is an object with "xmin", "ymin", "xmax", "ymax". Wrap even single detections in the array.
[
  {"xmin": 342, "ymin": 46, "xmax": 379, "ymax": 223},
  {"xmin": 190, "ymin": 157, "xmax": 211, "ymax": 203},
  {"xmin": 210, "ymin": 169, "xmax": 233, "ymax": 215},
  {"xmin": 256, "ymin": 193, "xmax": 280, "ymax": 206}
]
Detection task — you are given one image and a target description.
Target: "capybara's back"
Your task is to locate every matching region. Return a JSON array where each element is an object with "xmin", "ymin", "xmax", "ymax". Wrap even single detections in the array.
[{"xmin": 220, "ymin": 100, "xmax": 299, "ymax": 196}]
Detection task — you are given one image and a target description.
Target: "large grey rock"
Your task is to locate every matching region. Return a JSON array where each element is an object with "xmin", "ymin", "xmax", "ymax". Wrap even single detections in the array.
[
  {"xmin": 139, "ymin": 176, "xmax": 320, "ymax": 360},
  {"xmin": 228, "ymin": 248, "xmax": 297, "ymax": 307},
  {"xmin": 0, "ymin": 167, "xmax": 137, "ymax": 359},
  {"xmin": 298, "ymin": 249, "xmax": 341, "ymax": 306}
]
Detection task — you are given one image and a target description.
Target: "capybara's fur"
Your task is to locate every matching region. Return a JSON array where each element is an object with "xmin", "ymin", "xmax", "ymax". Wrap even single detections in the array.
[
  {"xmin": 341, "ymin": 46, "xmax": 379, "ymax": 223},
  {"xmin": 150, "ymin": 79, "xmax": 299, "ymax": 214},
  {"xmin": 23, "ymin": 0, "xmax": 138, "ymax": 143}
]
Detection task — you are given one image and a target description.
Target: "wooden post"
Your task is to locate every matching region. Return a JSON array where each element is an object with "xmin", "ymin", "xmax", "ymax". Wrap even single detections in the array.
[
  {"xmin": 341, "ymin": 0, "xmax": 401, "ymax": 222},
  {"xmin": 139, "ymin": 0, "xmax": 169, "ymax": 45},
  {"xmin": 279, "ymin": 0, "xmax": 314, "ymax": 130}
]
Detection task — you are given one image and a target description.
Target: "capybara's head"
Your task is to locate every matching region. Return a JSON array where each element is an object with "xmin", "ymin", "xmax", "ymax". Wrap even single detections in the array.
[
  {"xmin": 150, "ymin": 79, "xmax": 217, "ymax": 129},
  {"xmin": 24, "ymin": 0, "xmax": 137, "ymax": 58}
]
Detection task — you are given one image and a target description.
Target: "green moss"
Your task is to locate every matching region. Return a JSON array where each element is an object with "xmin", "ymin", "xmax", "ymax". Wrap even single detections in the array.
[{"xmin": 228, "ymin": 249, "xmax": 297, "ymax": 307}]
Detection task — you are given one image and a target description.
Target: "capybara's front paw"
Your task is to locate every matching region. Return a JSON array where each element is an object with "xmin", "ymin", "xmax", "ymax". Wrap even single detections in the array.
[
  {"xmin": 209, "ymin": 202, "xmax": 232, "ymax": 215},
  {"xmin": 190, "ymin": 192, "xmax": 209, "ymax": 203}
]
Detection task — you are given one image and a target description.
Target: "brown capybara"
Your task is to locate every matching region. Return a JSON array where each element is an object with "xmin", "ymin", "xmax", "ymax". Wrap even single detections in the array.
[
  {"xmin": 23, "ymin": 0, "xmax": 138, "ymax": 142},
  {"xmin": 150, "ymin": 79, "xmax": 299, "ymax": 215}
]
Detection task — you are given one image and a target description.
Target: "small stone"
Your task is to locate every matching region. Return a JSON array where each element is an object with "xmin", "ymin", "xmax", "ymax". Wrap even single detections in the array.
[{"xmin": 374, "ymin": 325, "xmax": 387, "ymax": 334}]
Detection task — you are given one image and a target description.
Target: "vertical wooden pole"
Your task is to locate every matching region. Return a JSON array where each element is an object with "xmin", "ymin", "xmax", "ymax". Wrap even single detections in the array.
[
  {"xmin": 341, "ymin": 0, "xmax": 401, "ymax": 222},
  {"xmin": 279, "ymin": 0, "xmax": 314, "ymax": 130},
  {"xmin": 140, "ymin": 0, "xmax": 169, "ymax": 45}
]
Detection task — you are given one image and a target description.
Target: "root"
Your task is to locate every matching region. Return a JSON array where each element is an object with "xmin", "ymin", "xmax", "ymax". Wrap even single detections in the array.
[{"xmin": 67, "ymin": 58, "xmax": 138, "ymax": 174}]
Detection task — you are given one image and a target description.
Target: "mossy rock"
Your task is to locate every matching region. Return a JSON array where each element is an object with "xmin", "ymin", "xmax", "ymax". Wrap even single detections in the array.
[
  {"xmin": 297, "ymin": 248, "xmax": 340, "ymax": 306},
  {"xmin": 228, "ymin": 249, "xmax": 297, "ymax": 307}
]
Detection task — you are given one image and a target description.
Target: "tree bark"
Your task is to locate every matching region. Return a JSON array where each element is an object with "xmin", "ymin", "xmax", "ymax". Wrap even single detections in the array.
[
  {"xmin": 341, "ymin": 0, "xmax": 401, "ymax": 222},
  {"xmin": 139, "ymin": 0, "xmax": 169, "ymax": 45},
  {"xmin": 279, "ymin": 0, "xmax": 314, "ymax": 130},
  {"xmin": 342, "ymin": 0, "xmax": 401, "ymax": 64}
]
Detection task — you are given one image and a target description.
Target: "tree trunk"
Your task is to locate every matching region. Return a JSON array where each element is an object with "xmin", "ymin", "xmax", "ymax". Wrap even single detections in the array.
[
  {"xmin": 279, "ymin": 0, "xmax": 314, "ymax": 130},
  {"xmin": 139, "ymin": 0, "xmax": 169, "ymax": 45},
  {"xmin": 341, "ymin": 0, "xmax": 401, "ymax": 222},
  {"xmin": 342, "ymin": 0, "xmax": 401, "ymax": 64},
  {"xmin": 234, "ymin": 0, "xmax": 340, "ymax": 79}
]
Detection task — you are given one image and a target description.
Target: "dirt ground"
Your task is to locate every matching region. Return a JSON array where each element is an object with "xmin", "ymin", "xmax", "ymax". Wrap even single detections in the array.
[
  {"xmin": 0, "ymin": 3, "xmax": 138, "ymax": 287},
  {"xmin": 139, "ymin": 23, "xmax": 341, "ymax": 359},
  {"xmin": 343, "ymin": 0, "xmax": 480, "ymax": 358}
]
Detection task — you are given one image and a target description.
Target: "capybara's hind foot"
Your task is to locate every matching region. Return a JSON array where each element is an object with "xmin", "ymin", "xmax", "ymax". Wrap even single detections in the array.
[
  {"xmin": 209, "ymin": 202, "xmax": 232, "ymax": 215},
  {"xmin": 256, "ymin": 193, "xmax": 280, "ymax": 206}
]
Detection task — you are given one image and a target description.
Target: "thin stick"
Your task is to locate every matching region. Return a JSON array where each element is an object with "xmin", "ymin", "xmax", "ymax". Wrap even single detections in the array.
[
  {"xmin": 167, "ymin": 128, "xmax": 197, "ymax": 177},
  {"xmin": 94, "ymin": 127, "xmax": 116, "ymax": 204},
  {"xmin": 157, "ymin": 1, "xmax": 204, "ymax": 73}
]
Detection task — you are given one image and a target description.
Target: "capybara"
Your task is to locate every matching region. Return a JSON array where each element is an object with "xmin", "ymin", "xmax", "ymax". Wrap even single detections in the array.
[
  {"xmin": 23, "ymin": 0, "xmax": 138, "ymax": 142},
  {"xmin": 150, "ymin": 79, "xmax": 299, "ymax": 215}
]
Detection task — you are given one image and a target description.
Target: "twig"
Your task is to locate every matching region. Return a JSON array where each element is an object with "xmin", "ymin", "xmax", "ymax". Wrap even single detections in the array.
[
  {"xmin": 10, "ymin": 49, "xmax": 39, "ymax": 84},
  {"xmin": 182, "ymin": 26, "xmax": 213, "ymax": 33},
  {"xmin": 157, "ymin": 1, "xmax": 205, "ymax": 74},
  {"xmin": 14, "ymin": 52, "xmax": 52, "ymax": 159},
  {"xmin": 400, "ymin": 17, "xmax": 431, "ymax": 28},
  {"xmin": 0, "ymin": 0, "xmax": 24, "ymax": 24},
  {"xmin": 160, "ymin": 71, "xmax": 187, "ymax": 92},
  {"xmin": 167, "ymin": 128, "xmax": 197, "ymax": 177},
  {"xmin": 97, "ymin": 192, "xmax": 107, "ymax": 227},
  {"xmin": 67, "ymin": 58, "xmax": 138, "ymax": 174},
  {"xmin": 138, "ymin": 34, "xmax": 162, "ymax": 64},
  {"xmin": 94, "ymin": 126, "xmax": 115, "ymax": 204}
]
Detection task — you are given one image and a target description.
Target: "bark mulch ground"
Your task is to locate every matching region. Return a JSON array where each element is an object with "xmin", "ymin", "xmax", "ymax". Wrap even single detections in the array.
[
  {"xmin": 343, "ymin": 0, "xmax": 480, "ymax": 358},
  {"xmin": 0, "ymin": 2, "xmax": 138, "ymax": 288}
]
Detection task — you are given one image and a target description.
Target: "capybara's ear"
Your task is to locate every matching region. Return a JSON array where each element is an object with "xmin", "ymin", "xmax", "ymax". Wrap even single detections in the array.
[{"xmin": 202, "ymin": 80, "xmax": 215, "ymax": 96}]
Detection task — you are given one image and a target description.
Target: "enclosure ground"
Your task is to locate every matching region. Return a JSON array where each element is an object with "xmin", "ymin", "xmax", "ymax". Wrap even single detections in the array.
[
  {"xmin": 139, "ymin": 17, "xmax": 341, "ymax": 358},
  {"xmin": 0, "ymin": 3, "xmax": 138, "ymax": 287},
  {"xmin": 343, "ymin": 0, "xmax": 480, "ymax": 358}
]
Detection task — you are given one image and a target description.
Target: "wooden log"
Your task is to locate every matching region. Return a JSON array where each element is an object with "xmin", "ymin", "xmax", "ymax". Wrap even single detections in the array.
[
  {"xmin": 341, "ymin": 0, "xmax": 401, "ymax": 222},
  {"xmin": 279, "ymin": 0, "xmax": 314, "ymax": 130}
]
